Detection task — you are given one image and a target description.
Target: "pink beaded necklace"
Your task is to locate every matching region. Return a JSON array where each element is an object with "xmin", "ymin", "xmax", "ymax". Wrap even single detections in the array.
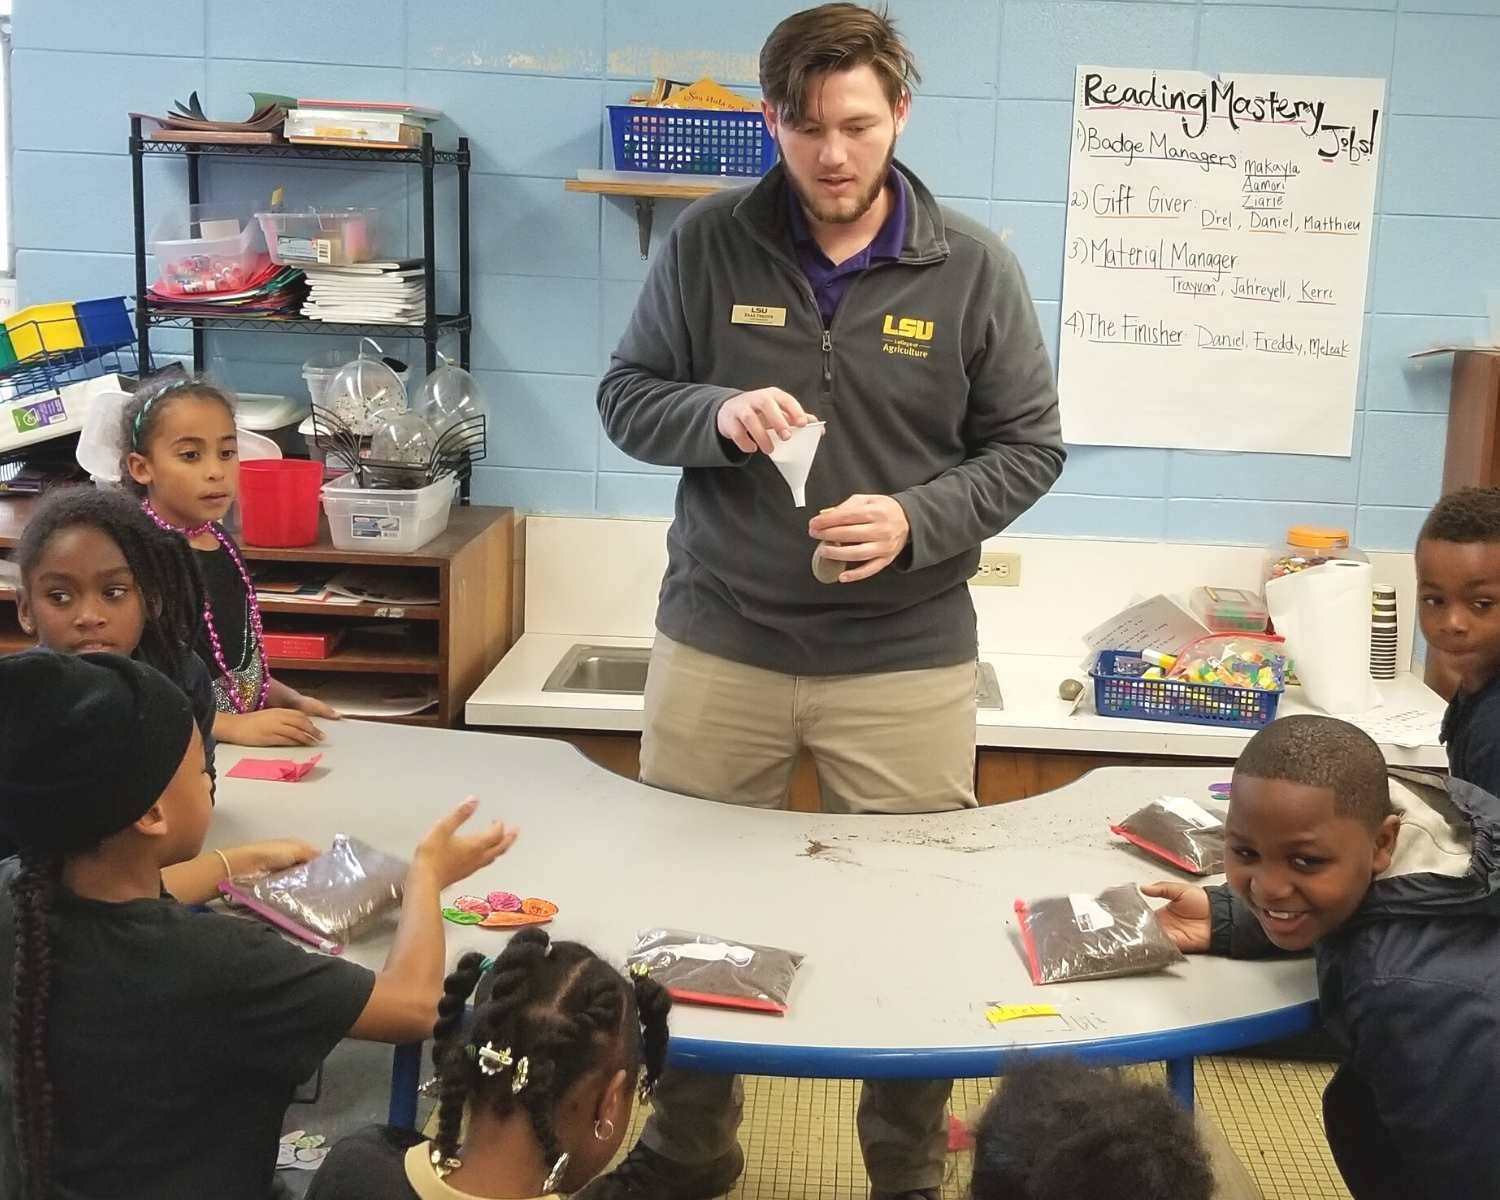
[{"xmin": 141, "ymin": 499, "xmax": 270, "ymax": 714}]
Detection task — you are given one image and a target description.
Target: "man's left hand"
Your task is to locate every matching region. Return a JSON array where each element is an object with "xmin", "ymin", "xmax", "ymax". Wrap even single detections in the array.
[{"xmin": 808, "ymin": 494, "xmax": 910, "ymax": 583}]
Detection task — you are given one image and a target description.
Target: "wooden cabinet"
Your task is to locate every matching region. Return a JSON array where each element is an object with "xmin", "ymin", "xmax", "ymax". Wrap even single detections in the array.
[{"xmin": 0, "ymin": 497, "xmax": 514, "ymax": 728}]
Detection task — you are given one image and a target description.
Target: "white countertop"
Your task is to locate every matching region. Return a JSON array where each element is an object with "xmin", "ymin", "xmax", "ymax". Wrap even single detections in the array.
[{"xmin": 467, "ymin": 631, "xmax": 1448, "ymax": 767}]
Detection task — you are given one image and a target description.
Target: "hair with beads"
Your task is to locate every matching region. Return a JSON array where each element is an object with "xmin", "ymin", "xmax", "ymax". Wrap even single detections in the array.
[
  {"xmin": 16, "ymin": 485, "xmax": 207, "ymax": 680},
  {"xmin": 10, "ymin": 848, "xmax": 62, "ymax": 1199},
  {"xmin": 970, "ymin": 1059, "xmax": 1214, "ymax": 1200},
  {"xmin": 429, "ymin": 930, "xmax": 672, "ymax": 1183},
  {"xmin": 119, "ymin": 370, "xmax": 237, "ymax": 497}
]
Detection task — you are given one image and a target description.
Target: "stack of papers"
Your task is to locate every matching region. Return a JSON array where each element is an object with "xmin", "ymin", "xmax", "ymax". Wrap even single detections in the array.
[
  {"xmin": 148, "ymin": 257, "xmax": 306, "ymax": 316},
  {"xmin": 303, "ymin": 260, "xmax": 425, "ymax": 324}
]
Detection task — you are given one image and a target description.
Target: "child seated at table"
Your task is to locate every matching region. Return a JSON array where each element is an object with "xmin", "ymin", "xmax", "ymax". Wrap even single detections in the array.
[
  {"xmin": 1146, "ymin": 714, "xmax": 1500, "ymax": 1199},
  {"xmin": 1415, "ymin": 485, "xmax": 1500, "ymax": 795},
  {"xmin": 969, "ymin": 1059, "xmax": 1214, "ymax": 1200},
  {"xmin": 0, "ymin": 650, "xmax": 517, "ymax": 1200},
  {"xmin": 15, "ymin": 484, "xmax": 313, "ymax": 899},
  {"xmin": 307, "ymin": 927, "xmax": 672, "ymax": 1200}
]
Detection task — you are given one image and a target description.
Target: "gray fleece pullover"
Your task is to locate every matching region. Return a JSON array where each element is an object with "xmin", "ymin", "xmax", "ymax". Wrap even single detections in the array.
[{"xmin": 598, "ymin": 160, "xmax": 1064, "ymax": 675}]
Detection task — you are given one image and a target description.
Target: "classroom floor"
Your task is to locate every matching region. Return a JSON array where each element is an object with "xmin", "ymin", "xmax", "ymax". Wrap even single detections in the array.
[{"xmin": 284, "ymin": 1049, "xmax": 1350, "ymax": 1198}]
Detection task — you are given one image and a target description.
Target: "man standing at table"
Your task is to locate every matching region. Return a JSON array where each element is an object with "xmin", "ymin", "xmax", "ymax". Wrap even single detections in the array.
[{"xmin": 591, "ymin": 5, "xmax": 1062, "ymax": 1198}]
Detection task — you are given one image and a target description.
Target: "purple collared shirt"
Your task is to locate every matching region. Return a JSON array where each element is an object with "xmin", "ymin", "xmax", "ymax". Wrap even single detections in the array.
[{"xmin": 787, "ymin": 172, "xmax": 906, "ymax": 327}]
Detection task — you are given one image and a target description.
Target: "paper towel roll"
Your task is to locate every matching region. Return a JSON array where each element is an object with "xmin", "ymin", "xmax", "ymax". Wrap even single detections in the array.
[{"xmin": 1265, "ymin": 560, "xmax": 1381, "ymax": 715}]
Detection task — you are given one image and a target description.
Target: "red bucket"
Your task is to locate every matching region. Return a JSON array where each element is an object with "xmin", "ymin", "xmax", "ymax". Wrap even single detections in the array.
[{"xmin": 238, "ymin": 459, "xmax": 323, "ymax": 547}]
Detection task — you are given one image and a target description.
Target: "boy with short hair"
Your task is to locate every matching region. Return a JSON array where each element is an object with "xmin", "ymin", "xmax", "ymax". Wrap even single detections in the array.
[
  {"xmin": 1146, "ymin": 714, "xmax": 1500, "ymax": 1200},
  {"xmin": 1416, "ymin": 485, "xmax": 1500, "ymax": 795}
]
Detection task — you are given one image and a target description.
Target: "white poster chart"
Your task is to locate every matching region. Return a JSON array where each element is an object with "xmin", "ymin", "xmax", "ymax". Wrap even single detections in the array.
[{"xmin": 1057, "ymin": 66, "xmax": 1385, "ymax": 455}]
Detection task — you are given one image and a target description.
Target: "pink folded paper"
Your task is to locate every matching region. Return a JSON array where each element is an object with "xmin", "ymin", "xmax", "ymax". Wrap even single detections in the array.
[{"xmin": 227, "ymin": 753, "xmax": 323, "ymax": 782}]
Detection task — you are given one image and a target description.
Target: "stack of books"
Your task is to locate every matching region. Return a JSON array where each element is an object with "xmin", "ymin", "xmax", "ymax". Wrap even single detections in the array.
[
  {"xmin": 302, "ymin": 259, "xmax": 426, "ymax": 324},
  {"xmin": 285, "ymin": 100, "xmax": 442, "ymax": 150},
  {"xmin": 140, "ymin": 91, "xmax": 294, "ymax": 144}
]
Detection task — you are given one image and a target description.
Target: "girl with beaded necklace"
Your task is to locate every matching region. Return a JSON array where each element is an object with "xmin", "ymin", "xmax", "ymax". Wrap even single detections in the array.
[{"xmin": 121, "ymin": 374, "xmax": 339, "ymax": 747}]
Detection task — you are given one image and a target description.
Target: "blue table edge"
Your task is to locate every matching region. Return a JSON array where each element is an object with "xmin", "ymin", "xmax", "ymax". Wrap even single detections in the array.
[{"xmin": 388, "ymin": 1000, "xmax": 1320, "ymax": 1126}]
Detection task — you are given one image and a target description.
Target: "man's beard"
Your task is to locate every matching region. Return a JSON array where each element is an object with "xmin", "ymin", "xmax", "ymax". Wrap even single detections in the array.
[{"xmin": 784, "ymin": 136, "xmax": 896, "ymax": 226}]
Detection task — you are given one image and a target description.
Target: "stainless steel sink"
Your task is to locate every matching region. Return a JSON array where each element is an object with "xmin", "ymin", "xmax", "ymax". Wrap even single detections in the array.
[
  {"xmin": 976, "ymin": 661, "xmax": 1004, "ymax": 710},
  {"xmin": 542, "ymin": 644, "xmax": 653, "ymax": 694},
  {"xmin": 543, "ymin": 642, "xmax": 1003, "ymax": 709}
]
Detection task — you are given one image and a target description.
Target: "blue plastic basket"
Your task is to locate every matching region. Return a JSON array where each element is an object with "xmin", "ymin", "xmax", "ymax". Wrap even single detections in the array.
[
  {"xmin": 608, "ymin": 105, "xmax": 775, "ymax": 177},
  {"xmin": 1090, "ymin": 650, "xmax": 1283, "ymax": 730}
]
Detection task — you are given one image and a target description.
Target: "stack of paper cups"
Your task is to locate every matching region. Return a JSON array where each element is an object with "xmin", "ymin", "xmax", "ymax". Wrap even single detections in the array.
[{"xmin": 1371, "ymin": 584, "xmax": 1398, "ymax": 680}]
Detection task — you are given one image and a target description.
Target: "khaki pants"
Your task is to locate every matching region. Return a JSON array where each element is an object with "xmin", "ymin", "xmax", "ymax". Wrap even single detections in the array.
[{"xmin": 638, "ymin": 634, "xmax": 977, "ymax": 1193}]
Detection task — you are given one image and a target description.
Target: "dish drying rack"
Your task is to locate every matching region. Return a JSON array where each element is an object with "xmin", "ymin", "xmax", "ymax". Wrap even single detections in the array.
[{"xmin": 309, "ymin": 404, "xmax": 486, "ymax": 491}]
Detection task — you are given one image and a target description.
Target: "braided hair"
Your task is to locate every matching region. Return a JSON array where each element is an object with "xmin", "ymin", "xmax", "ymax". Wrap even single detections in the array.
[
  {"xmin": 10, "ymin": 848, "xmax": 62, "ymax": 1199},
  {"xmin": 17, "ymin": 485, "xmax": 207, "ymax": 679},
  {"xmin": 118, "ymin": 370, "xmax": 237, "ymax": 497},
  {"xmin": 429, "ymin": 930, "xmax": 672, "ymax": 1184}
]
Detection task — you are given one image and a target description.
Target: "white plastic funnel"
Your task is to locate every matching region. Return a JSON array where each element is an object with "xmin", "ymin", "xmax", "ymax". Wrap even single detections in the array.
[{"xmin": 767, "ymin": 420, "xmax": 825, "ymax": 507}]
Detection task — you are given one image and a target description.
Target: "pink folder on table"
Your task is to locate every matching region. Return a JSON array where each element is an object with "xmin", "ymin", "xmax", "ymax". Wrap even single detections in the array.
[{"xmin": 226, "ymin": 754, "xmax": 322, "ymax": 783}]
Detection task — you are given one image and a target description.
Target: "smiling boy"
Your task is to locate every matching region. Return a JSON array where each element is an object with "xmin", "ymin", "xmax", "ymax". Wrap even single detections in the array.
[
  {"xmin": 1146, "ymin": 715, "xmax": 1500, "ymax": 1200},
  {"xmin": 1416, "ymin": 486, "xmax": 1500, "ymax": 796}
]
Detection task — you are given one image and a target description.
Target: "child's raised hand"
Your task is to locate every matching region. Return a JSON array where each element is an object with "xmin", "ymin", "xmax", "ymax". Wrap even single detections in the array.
[
  {"xmin": 1141, "ymin": 882, "xmax": 1212, "ymax": 954},
  {"xmin": 412, "ymin": 796, "xmax": 518, "ymax": 889},
  {"xmin": 220, "ymin": 708, "xmax": 325, "ymax": 747}
]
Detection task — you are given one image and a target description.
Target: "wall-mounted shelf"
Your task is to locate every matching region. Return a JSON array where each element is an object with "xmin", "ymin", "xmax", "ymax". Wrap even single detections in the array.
[{"xmin": 565, "ymin": 170, "xmax": 751, "ymax": 257}]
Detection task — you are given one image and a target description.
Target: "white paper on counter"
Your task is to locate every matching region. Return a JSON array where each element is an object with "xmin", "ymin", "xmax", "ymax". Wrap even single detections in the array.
[
  {"xmin": 1265, "ymin": 560, "xmax": 1381, "ymax": 715},
  {"xmin": 1079, "ymin": 594, "xmax": 1209, "ymax": 671}
]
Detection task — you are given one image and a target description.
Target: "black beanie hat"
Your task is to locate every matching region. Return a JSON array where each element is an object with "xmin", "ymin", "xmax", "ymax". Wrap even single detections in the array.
[{"xmin": 0, "ymin": 650, "xmax": 196, "ymax": 853}]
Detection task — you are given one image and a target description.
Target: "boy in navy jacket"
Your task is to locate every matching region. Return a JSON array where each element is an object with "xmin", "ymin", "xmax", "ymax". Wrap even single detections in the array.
[
  {"xmin": 1416, "ymin": 486, "xmax": 1500, "ymax": 795},
  {"xmin": 1146, "ymin": 715, "xmax": 1500, "ymax": 1200}
]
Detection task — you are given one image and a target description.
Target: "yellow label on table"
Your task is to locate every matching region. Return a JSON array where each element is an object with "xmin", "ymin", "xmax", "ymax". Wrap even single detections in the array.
[
  {"xmin": 731, "ymin": 304, "xmax": 787, "ymax": 327},
  {"xmin": 985, "ymin": 1003, "xmax": 1060, "ymax": 1025}
]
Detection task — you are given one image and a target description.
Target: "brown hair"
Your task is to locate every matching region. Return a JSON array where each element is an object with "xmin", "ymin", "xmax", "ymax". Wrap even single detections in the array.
[{"xmin": 759, "ymin": 3, "xmax": 920, "ymax": 125}]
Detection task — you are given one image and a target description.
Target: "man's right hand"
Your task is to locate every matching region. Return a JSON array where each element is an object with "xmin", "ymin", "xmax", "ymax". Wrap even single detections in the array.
[{"xmin": 717, "ymin": 388, "xmax": 812, "ymax": 455}]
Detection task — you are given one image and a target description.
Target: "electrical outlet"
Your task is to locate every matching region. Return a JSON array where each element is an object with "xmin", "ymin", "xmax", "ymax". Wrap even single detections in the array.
[{"xmin": 972, "ymin": 551, "xmax": 1020, "ymax": 587}]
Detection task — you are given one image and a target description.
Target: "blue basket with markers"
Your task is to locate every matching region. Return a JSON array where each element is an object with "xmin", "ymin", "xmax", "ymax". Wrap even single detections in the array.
[
  {"xmin": 1090, "ymin": 650, "xmax": 1282, "ymax": 731},
  {"xmin": 608, "ymin": 105, "xmax": 775, "ymax": 177}
]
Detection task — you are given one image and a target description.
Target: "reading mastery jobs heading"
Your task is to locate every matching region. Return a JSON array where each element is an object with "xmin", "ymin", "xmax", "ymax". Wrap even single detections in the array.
[{"xmin": 1081, "ymin": 70, "xmax": 1380, "ymax": 162}]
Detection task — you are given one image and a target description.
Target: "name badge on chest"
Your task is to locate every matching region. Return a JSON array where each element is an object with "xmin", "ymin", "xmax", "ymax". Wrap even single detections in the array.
[{"xmin": 730, "ymin": 304, "xmax": 787, "ymax": 328}]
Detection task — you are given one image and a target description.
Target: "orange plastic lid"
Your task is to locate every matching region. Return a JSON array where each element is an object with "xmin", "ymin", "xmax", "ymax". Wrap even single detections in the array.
[{"xmin": 1285, "ymin": 525, "xmax": 1350, "ymax": 549}]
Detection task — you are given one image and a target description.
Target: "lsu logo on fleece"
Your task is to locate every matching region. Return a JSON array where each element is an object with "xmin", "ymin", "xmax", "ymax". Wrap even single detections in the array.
[{"xmin": 881, "ymin": 313, "xmax": 934, "ymax": 359}]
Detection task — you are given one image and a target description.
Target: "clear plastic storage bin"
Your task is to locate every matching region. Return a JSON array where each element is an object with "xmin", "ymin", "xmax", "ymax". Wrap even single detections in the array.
[
  {"xmin": 320, "ymin": 472, "xmax": 456, "ymax": 553},
  {"xmin": 256, "ymin": 208, "xmax": 378, "ymax": 266},
  {"xmin": 149, "ymin": 207, "xmax": 262, "ymax": 294}
]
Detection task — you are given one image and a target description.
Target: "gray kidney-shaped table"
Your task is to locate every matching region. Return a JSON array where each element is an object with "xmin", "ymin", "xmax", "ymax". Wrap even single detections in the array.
[{"xmin": 209, "ymin": 720, "xmax": 1317, "ymax": 1127}]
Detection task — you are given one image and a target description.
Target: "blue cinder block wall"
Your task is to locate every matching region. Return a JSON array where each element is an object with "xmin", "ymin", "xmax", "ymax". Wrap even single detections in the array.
[{"xmin": 13, "ymin": 0, "xmax": 1500, "ymax": 547}]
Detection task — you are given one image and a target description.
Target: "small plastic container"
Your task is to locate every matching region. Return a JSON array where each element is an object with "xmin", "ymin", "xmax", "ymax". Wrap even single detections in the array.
[
  {"xmin": 320, "ymin": 472, "xmax": 456, "ymax": 553},
  {"xmin": 239, "ymin": 459, "xmax": 324, "ymax": 548},
  {"xmin": 608, "ymin": 105, "xmax": 774, "ymax": 177},
  {"xmin": 257, "ymin": 208, "xmax": 378, "ymax": 267},
  {"xmin": 149, "ymin": 207, "xmax": 262, "ymax": 295},
  {"xmin": 1189, "ymin": 586, "xmax": 1269, "ymax": 633},
  {"xmin": 1262, "ymin": 526, "xmax": 1366, "ymax": 587},
  {"xmin": 4, "ymin": 302, "xmax": 83, "ymax": 360}
]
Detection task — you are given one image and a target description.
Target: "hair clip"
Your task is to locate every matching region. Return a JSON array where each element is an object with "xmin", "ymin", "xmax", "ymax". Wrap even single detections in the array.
[
  {"xmin": 511, "ymin": 1055, "xmax": 530, "ymax": 1094},
  {"xmin": 541, "ymin": 1151, "xmax": 571, "ymax": 1193},
  {"xmin": 472, "ymin": 1042, "xmax": 514, "ymax": 1077},
  {"xmin": 430, "ymin": 1146, "xmax": 463, "ymax": 1179},
  {"xmin": 629, "ymin": 961, "xmax": 650, "ymax": 979}
]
